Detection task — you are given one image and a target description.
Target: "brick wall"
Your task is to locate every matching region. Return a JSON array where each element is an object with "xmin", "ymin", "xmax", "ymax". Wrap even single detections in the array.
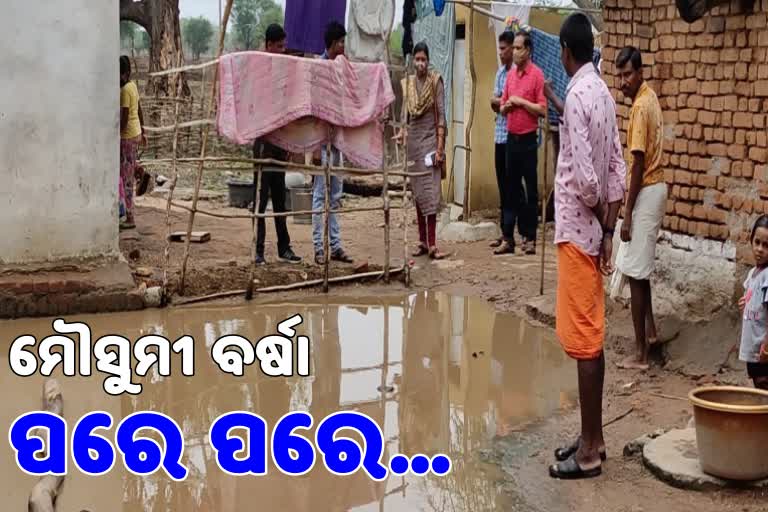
[{"xmin": 602, "ymin": 0, "xmax": 768, "ymax": 261}]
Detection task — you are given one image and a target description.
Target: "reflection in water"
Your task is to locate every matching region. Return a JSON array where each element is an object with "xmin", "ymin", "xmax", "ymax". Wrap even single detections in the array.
[{"xmin": 0, "ymin": 292, "xmax": 576, "ymax": 512}]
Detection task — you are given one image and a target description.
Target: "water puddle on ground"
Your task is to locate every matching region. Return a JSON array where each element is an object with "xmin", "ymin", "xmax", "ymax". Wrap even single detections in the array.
[{"xmin": 0, "ymin": 292, "xmax": 576, "ymax": 511}]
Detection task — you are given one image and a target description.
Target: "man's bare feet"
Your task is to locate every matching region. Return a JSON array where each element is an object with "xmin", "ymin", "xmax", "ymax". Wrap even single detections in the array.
[{"xmin": 616, "ymin": 356, "xmax": 650, "ymax": 371}]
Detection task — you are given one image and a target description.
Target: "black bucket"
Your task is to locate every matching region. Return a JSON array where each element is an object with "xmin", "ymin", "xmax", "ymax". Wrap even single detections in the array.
[{"xmin": 227, "ymin": 179, "xmax": 255, "ymax": 209}]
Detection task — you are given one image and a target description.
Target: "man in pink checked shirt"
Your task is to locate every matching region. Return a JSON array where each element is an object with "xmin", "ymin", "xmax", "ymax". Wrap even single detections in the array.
[{"xmin": 548, "ymin": 13, "xmax": 627, "ymax": 481}]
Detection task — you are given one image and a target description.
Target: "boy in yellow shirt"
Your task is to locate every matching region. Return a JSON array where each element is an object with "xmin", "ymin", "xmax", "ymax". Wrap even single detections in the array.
[{"xmin": 119, "ymin": 55, "xmax": 146, "ymax": 229}]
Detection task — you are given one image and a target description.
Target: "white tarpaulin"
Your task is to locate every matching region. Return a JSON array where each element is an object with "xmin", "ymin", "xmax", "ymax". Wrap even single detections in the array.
[{"xmin": 490, "ymin": 2, "xmax": 532, "ymax": 65}]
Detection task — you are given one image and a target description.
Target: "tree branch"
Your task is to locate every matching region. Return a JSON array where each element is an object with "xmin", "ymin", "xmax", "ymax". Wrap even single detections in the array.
[
  {"xmin": 120, "ymin": 0, "xmax": 150, "ymax": 29},
  {"xmin": 572, "ymin": 0, "xmax": 604, "ymax": 32}
]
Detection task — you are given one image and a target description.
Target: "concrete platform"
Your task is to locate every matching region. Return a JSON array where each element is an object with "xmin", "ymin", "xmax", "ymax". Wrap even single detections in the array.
[
  {"xmin": 0, "ymin": 259, "xmax": 144, "ymax": 319},
  {"xmin": 642, "ymin": 428, "xmax": 768, "ymax": 491}
]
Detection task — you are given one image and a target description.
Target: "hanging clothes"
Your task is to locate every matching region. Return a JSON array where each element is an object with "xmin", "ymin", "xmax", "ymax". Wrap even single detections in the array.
[
  {"xmin": 284, "ymin": 0, "xmax": 347, "ymax": 55},
  {"xmin": 217, "ymin": 52, "xmax": 395, "ymax": 169},
  {"xmin": 347, "ymin": 0, "xmax": 395, "ymax": 62},
  {"xmin": 412, "ymin": 4, "xmax": 455, "ymax": 123},
  {"xmin": 530, "ymin": 28, "xmax": 602, "ymax": 127},
  {"xmin": 490, "ymin": 2, "xmax": 532, "ymax": 62},
  {"xmin": 402, "ymin": 0, "xmax": 417, "ymax": 57},
  {"xmin": 434, "ymin": 0, "xmax": 447, "ymax": 16}
]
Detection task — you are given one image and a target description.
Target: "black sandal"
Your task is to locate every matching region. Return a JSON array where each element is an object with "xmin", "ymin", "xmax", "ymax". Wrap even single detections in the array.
[
  {"xmin": 549, "ymin": 455, "xmax": 602, "ymax": 480},
  {"xmin": 554, "ymin": 439, "xmax": 607, "ymax": 462}
]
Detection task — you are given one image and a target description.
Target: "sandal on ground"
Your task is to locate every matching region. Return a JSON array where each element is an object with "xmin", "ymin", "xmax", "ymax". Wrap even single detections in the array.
[
  {"xmin": 554, "ymin": 439, "xmax": 607, "ymax": 462},
  {"xmin": 489, "ymin": 238, "xmax": 503, "ymax": 248},
  {"xmin": 429, "ymin": 248, "xmax": 450, "ymax": 260},
  {"xmin": 549, "ymin": 455, "xmax": 602, "ymax": 480},
  {"xmin": 412, "ymin": 244, "xmax": 429, "ymax": 257},
  {"xmin": 331, "ymin": 250, "xmax": 354, "ymax": 263}
]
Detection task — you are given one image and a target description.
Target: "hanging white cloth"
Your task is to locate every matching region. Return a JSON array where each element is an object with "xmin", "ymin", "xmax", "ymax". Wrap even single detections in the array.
[
  {"xmin": 346, "ymin": 0, "xmax": 396, "ymax": 63},
  {"xmin": 490, "ymin": 2, "xmax": 532, "ymax": 66}
]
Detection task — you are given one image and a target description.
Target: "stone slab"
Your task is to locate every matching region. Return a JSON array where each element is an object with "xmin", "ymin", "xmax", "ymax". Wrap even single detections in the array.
[
  {"xmin": 438, "ymin": 221, "xmax": 501, "ymax": 243},
  {"xmin": 642, "ymin": 428, "xmax": 768, "ymax": 491}
]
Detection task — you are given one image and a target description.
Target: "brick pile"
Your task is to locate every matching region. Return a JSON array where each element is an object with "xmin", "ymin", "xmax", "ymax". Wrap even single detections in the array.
[{"xmin": 601, "ymin": 0, "xmax": 768, "ymax": 260}]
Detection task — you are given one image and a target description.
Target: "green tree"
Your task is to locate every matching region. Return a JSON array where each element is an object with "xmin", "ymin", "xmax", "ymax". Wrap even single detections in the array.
[
  {"xmin": 120, "ymin": 21, "xmax": 137, "ymax": 50},
  {"xmin": 183, "ymin": 17, "xmax": 214, "ymax": 60},
  {"xmin": 232, "ymin": 0, "xmax": 284, "ymax": 50}
]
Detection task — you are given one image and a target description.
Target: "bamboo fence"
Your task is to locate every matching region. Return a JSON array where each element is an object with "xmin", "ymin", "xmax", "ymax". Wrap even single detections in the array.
[{"xmin": 139, "ymin": 0, "xmax": 416, "ymax": 303}]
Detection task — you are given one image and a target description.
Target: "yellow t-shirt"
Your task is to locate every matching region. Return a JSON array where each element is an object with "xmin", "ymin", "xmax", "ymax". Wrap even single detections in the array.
[
  {"xmin": 120, "ymin": 81, "xmax": 142, "ymax": 140},
  {"xmin": 626, "ymin": 82, "xmax": 664, "ymax": 187}
]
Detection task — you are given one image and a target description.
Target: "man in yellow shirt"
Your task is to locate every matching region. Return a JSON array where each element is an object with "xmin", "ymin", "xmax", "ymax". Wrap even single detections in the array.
[
  {"xmin": 119, "ymin": 55, "xmax": 146, "ymax": 230},
  {"xmin": 613, "ymin": 47, "xmax": 668, "ymax": 371}
]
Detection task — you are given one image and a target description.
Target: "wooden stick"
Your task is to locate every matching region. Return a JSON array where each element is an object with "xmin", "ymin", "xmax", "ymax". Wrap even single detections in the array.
[
  {"xmin": 603, "ymin": 406, "xmax": 635, "ymax": 428},
  {"xmin": 142, "ymin": 156, "xmax": 428, "ymax": 177},
  {"xmin": 245, "ymin": 162, "xmax": 262, "ymax": 301},
  {"xmin": 402, "ymin": 56, "xmax": 412, "ymax": 288},
  {"xmin": 445, "ymin": 0, "xmax": 603, "ymax": 15},
  {"xmin": 382, "ymin": 0, "xmax": 393, "ymax": 284},
  {"xmin": 168, "ymin": 201, "xmax": 406, "ymax": 219},
  {"xmin": 323, "ymin": 138, "xmax": 332, "ymax": 293},
  {"xmin": 28, "ymin": 379, "xmax": 64, "ymax": 512},
  {"xmin": 540, "ymin": 119, "xmax": 549, "ymax": 296},
  {"xmin": 173, "ymin": 267, "xmax": 406, "ymax": 305},
  {"xmin": 149, "ymin": 58, "xmax": 222, "ymax": 77},
  {"xmin": 649, "ymin": 392, "xmax": 688, "ymax": 402},
  {"xmin": 257, "ymin": 267, "xmax": 404, "ymax": 293},
  {"xmin": 463, "ymin": 0, "xmax": 477, "ymax": 218},
  {"xmin": 142, "ymin": 119, "xmax": 215, "ymax": 133},
  {"xmin": 179, "ymin": 0, "xmax": 234, "ymax": 296},
  {"xmin": 162, "ymin": 98, "xmax": 182, "ymax": 303}
]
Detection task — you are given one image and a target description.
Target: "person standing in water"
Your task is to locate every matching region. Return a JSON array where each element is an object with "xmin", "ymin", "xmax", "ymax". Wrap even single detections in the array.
[{"xmin": 738, "ymin": 215, "xmax": 768, "ymax": 390}]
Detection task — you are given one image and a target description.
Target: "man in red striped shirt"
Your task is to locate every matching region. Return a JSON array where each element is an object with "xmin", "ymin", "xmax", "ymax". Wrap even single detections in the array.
[{"xmin": 500, "ymin": 31, "xmax": 547, "ymax": 255}]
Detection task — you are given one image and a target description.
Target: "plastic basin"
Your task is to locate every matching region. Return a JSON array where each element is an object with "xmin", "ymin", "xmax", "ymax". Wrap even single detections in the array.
[{"xmin": 689, "ymin": 386, "xmax": 768, "ymax": 480}]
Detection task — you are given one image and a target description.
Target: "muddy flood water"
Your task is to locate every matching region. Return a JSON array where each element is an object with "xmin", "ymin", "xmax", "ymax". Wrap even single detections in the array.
[{"xmin": 0, "ymin": 292, "xmax": 576, "ymax": 511}]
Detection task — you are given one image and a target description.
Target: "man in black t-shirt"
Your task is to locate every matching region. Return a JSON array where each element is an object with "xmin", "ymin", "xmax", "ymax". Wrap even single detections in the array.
[{"xmin": 252, "ymin": 24, "xmax": 302, "ymax": 265}]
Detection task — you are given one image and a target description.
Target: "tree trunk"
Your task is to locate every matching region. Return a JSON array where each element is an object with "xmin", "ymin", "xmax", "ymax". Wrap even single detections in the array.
[{"xmin": 120, "ymin": 0, "xmax": 190, "ymax": 97}]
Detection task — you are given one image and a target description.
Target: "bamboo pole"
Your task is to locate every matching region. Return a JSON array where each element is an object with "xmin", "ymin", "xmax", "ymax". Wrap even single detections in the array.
[
  {"xmin": 168, "ymin": 201, "xmax": 407, "ymax": 219},
  {"xmin": 445, "ymin": 0, "xmax": 603, "ymax": 15},
  {"xmin": 539, "ymin": 118, "xmax": 550, "ymax": 296},
  {"xmin": 141, "ymin": 156, "xmax": 428, "ymax": 177},
  {"xmin": 463, "ymin": 0, "xmax": 477, "ymax": 218},
  {"xmin": 246, "ymin": 156, "xmax": 263, "ymax": 301},
  {"xmin": 323, "ymin": 137, "xmax": 332, "ymax": 293},
  {"xmin": 173, "ymin": 266, "xmax": 407, "ymax": 304},
  {"xmin": 162, "ymin": 96, "xmax": 183, "ymax": 303},
  {"xmin": 381, "ymin": 0, "xmax": 395, "ymax": 283},
  {"xmin": 402, "ymin": 57, "xmax": 412, "ymax": 287},
  {"xmin": 179, "ymin": 0, "xmax": 234, "ymax": 295}
]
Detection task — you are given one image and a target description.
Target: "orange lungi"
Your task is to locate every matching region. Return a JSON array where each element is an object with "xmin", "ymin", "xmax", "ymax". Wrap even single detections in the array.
[{"xmin": 556, "ymin": 242, "xmax": 605, "ymax": 360}]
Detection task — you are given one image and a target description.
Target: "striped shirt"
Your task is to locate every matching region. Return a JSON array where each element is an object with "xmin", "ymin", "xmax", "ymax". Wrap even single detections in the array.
[{"xmin": 494, "ymin": 64, "xmax": 511, "ymax": 144}]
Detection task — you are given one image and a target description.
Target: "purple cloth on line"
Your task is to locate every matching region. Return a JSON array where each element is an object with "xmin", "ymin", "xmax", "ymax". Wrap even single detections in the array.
[{"xmin": 285, "ymin": 0, "xmax": 347, "ymax": 55}]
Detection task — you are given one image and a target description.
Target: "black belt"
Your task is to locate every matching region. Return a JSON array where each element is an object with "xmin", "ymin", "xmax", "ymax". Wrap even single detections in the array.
[{"xmin": 507, "ymin": 131, "xmax": 537, "ymax": 143}]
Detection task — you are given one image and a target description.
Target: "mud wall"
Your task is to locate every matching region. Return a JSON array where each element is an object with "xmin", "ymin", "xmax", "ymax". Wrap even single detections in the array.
[
  {"xmin": 0, "ymin": 1, "xmax": 119, "ymax": 264},
  {"xmin": 602, "ymin": 0, "xmax": 768, "ymax": 312}
]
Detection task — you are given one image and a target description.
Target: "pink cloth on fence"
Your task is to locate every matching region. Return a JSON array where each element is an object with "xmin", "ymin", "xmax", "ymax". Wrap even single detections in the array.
[{"xmin": 217, "ymin": 51, "xmax": 395, "ymax": 169}]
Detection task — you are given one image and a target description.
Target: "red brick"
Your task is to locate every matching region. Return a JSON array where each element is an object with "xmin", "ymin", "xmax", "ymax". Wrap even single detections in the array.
[
  {"xmin": 750, "ymin": 98, "xmax": 762, "ymax": 112},
  {"xmin": 745, "ymin": 199, "xmax": 755, "ymax": 214},
  {"xmin": 661, "ymin": 80, "xmax": 680, "ymax": 96},
  {"xmin": 692, "ymin": 124, "xmax": 703, "ymax": 139},
  {"xmin": 751, "ymin": 147, "xmax": 768, "ymax": 163},
  {"xmin": 674, "ymin": 139, "xmax": 688, "ymax": 153},
  {"xmin": 720, "ymin": 80, "xmax": 735, "ymax": 94},
  {"xmin": 681, "ymin": 187, "xmax": 691, "ymax": 200},
  {"xmin": 670, "ymin": 216, "xmax": 680, "ymax": 231},
  {"xmin": 717, "ymin": 193, "xmax": 733, "ymax": 209},
  {"xmin": 757, "ymin": 115, "xmax": 767, "ymax": 129},
  {"xmin": 708, "ymin": 16, "xmax": 726, "ymax": 33},
  {"xmin": 704, "ymin": 127, "xmax": 714, "ymax": 141},
  {"xmin": 743, "ymin": 161, "xmax": 755, "ymax": 179},
  {"xmin": 676, "ymin": 202, "xmax": 693, "ymax": 217},
  {"xmin": 736, "ymin": 130, "xmax": 747, "ymax": 145},
  {"xmin": 707, "ymin": 143, "xmax": 728, "ymax": 157},
  {"xmin": 707, "ymin": 208, "xmax": 728, "ymax": 224},
  {"xmin": 664, "ymin": 169, "xmax": 675, "ymax": 183},
  {"xmin": 728, "ymin": 144, "xmax": 747, "ymax": 160},
  {"xmin": 757, "ymin": 165, "xmax": 768, "ymax": 183},
  {"xmin": 701, "ymin": 81, "xmax": 720, "ymax": 95},
  {"xmin": 696, "ymin": 222, "xmax": 711, "ymax": 238},
  {"xmin": 693, "ymin": 205, "xmax": 707, "ymax": 220},
  {"xmin": 759, "ymin": 132, "xmax": 768, "ymax": 148},
  {"xmin": 756, "ymin": 81, "xmax": 768, "ymax": 97},
  {"xmin": 697, "ymin": 175, "xmax": 718, "ymax": 188},
  {"xmin": 32, "ymin": 281, "xmax": 49, "ymax": 294},
  {"xmin": 733, "ymin": 161, "xmax": 743, "ymax": 177},
  {"xmin": 680, "ymin": 218, "xmax": 689, "ymax": 232},
  {"xmin": 723, "ymin": 112, "xmax": 733, "ymax": 126},
  {"xmin": 679, "ymin": 109, "xmax": 698, "ymax": 123},
  {"xmin": 675, "ymin": 170, "xmax": 693, "ymax": 185},
  {"xmin": 733, "ymin": 195, "xmax": 745, "ymax": 210}
]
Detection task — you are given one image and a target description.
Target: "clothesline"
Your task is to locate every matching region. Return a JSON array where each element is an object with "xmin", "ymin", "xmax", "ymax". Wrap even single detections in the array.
[{"xmin": 446, "ymin": 0, "xmax": 603, "ymax": 15}]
